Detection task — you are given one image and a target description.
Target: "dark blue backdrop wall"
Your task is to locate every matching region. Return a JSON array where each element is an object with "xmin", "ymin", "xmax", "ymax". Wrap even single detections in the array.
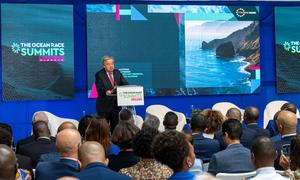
[{"xmin": 1, "ymin": 0, "xmax": 300, "ymax": 142}]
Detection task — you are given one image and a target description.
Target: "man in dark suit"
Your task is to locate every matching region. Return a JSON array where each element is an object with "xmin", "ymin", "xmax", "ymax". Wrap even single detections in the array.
[
  {"xmin": 244, "ymin": 106, "xmax": 270, "ymax": 138},
  {"xmin": 95, "ymin": 55, "xmax": 128, "ymax": 131},
  {"xmin": 76, "ymin": 141, "xmax": 130, "ymax": 180},
  {"xmin": 273, "ymin": 110, "xmax": 298, "ymax": 170},
  {"xmin": 208, "ymin": 119, "xmax": 255, "ymax": 175},
  {"xmin": 18, "ymin": 121, "xmax": 56, "ymax": 168},
  {"xmin": 35, "ymin": 129, "xmax": 81, "ymax": 180},
  {"xmin": 214, "ymin": 108, "xmax": 257, "ymax": 150},
  {"xmin": 190, "ymin": 114, "xmax": 220, "ymax": 163}
]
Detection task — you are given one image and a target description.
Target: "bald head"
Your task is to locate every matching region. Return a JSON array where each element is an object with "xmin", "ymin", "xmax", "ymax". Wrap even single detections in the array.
[
  {"xmin": 33, "ymin": 121, "xmax": 51, "ymax": 138},
  {"xmin": 251, "ymin": 137, "xmax": 276, "ymax": 168},
  {"xmin": 57, "ymin": 122, "xmax": 77, "ymax": 134},
  {"xmin": 56, "ymin": 129, "xmax": 81, "ymax": 158},
  {"xmin": 32, "ymin": 112, "xmax": 48, "ymax": 124},
  {"xmin": 0, "ymin": 145, "xmax": 17, "ymax": 180},
  {"xmin": 277, "ymin": 110, "xmax": 298, "ymax": 135},
  {"xmin": 244, "ymin": 106, "xmax": 259, "ymax": 124},
  {"xmin": 79, "ymin": 141, "xmax": 107, "ymax": 169},
  {"xmin": 226, "ymin": 108, "xmax": 242, "ymax": 121}
]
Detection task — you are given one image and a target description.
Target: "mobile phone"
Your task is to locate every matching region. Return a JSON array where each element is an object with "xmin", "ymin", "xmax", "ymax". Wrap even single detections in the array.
[{"xmin": 281, "ymin": 144, "xmax": 291, "ymax": 157}]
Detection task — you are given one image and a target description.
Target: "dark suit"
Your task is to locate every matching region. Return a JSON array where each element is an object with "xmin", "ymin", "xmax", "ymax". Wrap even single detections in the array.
[
  {"xmin": 208, "ymin": 144, "xmax": 255, "ymax": 175},
  {"xmin": 192, "ymin": 133, "xmax": 220, "ymax": 163},
  {"xmin": 95, "ymin": 68, "xmax": 128, "ymax": 131},
  {"xmin": 214, "ymin": 128, "xmax": 257, "ymax": 150},
  {"xmin": 246, "ymin": 123, "xmax": 270, "ymax": 138},
  {"xmin": 273, "ymin": 134, "xmax": 297, "ymax": 170},
  {"xmin": 108, "ymin": 151, "xmax": 140, "ymax": 172},
  {"xmin": 76, "ymin": 162, "xmax": 131, "ymax": 180},
  {"xmin": 16, "ymin": 135, "xmax": 56, "ymax": 153},
  {"xmin": 18, "ymin": 137, "xmax": 57, "ymax": 168},
  {"xmin": 35, "ymin": 158, "xmax": 80, "ymax": 180},
  {"xmin": 16, "ymin": 154, "xmax": 32, "ymax": 171}
]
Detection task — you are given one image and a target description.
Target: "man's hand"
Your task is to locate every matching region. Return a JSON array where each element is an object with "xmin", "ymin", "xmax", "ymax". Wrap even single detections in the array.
[
  {"xmin": 279, "ymin": 151, "xmax": 290, "ymax": 170},
  {"xmin": 106, "ymin": 90, "xmax": 112, "ymax": 96}
]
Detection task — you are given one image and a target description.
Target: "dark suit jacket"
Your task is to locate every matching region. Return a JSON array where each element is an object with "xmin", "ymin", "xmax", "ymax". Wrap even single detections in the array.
[
  {"xmin": 214, "ymin": 128, "xmax": 257, "ymax": 150},
  {"xmin": 192, "ymin": 133, "xmax": 220, "ymax": 163},
  {"xmin": 208, "ymin": 144, "xmax": 255, "ymax": 175},
  {"xmin": 18, "ymin": 138, "xmax": 57, "ymax": 168},
  {"xmin": 108, "ymin": 151, "xmax": 140, "ymax": 172},
  {"xmin": 95, "ymin": 68, "xmax": 128, "ymax": 114},
  {"xmin": 273, "ymin": 135, "xmax": 296, "ymax": 170},
  {"xmin": 35, "ymin": 158, "xmax": 80, "ymax": 180},
  {"xmin": 76, "ymin": 162, "xmax": 131, "ymax": 180},
  {"xmin": 246, "ymin": 123, "xmax": 270, "ymax": 138},
  {"xmin": 16, "ymin": 154, "xmax": 32, "ymax": 171},
  {"xmin": 16, "ymin": 135, "xmax": 56, "ymax": 153}
]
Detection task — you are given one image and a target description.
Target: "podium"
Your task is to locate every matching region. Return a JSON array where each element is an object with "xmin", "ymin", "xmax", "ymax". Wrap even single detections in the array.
[{"xmin": 117, "ymin": 85, "xmax": 144, "ymax": 106}]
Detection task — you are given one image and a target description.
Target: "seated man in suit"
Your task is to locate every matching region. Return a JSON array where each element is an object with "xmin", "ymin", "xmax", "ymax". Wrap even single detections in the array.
[
  {"xmin": 208, "ymin": 119, "xmax": 255, "ymax": 175},
  {"xmin": 35, "ymin": 129, "xmax": 81, "ymax": 180},
  {"xmin": 190, "ymin": 114, "xmax": 220, "ymax": 163},
  {"xmin": 163, "ymin": 111, "xmax": 178, "ymax": 131},
  {"xmin": 18, "ymin": 121, "xmax": 57, "ymax": 167},
  {"xmin": 266, "ymin": 102, "xmax": 300, "ymax": 138},
  {"xmin": 250, "ymin": 137, "xmax": 287, "ymax": 180},
  {"xmin": 244, "ymin": 106, "xmax": 270, "ymax": 138},
  {"xmin": 16, "ymin": 112, "xmax": 55, "ymax": 153},
  {"xmin": 214, "ymin": 108, "xmax": 257, "ymax": 150},
  {"xmin": 273, "ymin": 110, "xmax": 298, "ymax": 170},
  {"xmin": 76, "ymin": 141, "xmax": 130, "ymax": 180},
  {"xmin": 0, "ymin": 144, "xmax": 18, "ymax": 180}
]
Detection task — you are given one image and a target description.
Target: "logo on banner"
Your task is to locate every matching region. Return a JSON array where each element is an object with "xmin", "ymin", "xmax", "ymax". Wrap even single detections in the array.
[
  {"xmin": 283, "ymin": 41, "xmax": 300, "ymax": 54},
  {"xmin": 236, "ymin": 8, "xmax": 257, "ymax": 17},
  {"xmin": 11, "ymin": 42, "xmax": 65, "ymax": 62}
]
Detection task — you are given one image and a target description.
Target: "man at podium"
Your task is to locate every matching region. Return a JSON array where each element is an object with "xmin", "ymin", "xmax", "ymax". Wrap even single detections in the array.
[{"xmin": 95, "ymin": 55, "xmax": 128, "ymax": 131}]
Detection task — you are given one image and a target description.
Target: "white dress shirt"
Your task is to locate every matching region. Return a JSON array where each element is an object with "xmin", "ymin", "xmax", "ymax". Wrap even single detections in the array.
[{"xmin": 250, "ymin": 167, "xmax": 289, "ymax": 180}]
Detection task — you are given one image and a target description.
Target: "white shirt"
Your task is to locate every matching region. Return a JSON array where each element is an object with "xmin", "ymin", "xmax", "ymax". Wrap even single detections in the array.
[{"xmin": 250, "ymin": 167, "xmax": 289, "ymax": 180}]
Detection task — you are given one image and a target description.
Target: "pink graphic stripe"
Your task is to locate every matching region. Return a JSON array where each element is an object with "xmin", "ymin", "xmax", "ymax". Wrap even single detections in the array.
[
  {"xmin": 39, "ymin": 56, "xmax": 64, "ymax": 62},
  {"xmin": 89, "ymin": 83, "xmax": 98, "ymax": 98},
  {"xmin": 116, "ymin": 4, "xmax": 120, "ymax": 21},
  {"xmin": 249, "ymin": 66, "xmax": 260, "ymax": 70}
]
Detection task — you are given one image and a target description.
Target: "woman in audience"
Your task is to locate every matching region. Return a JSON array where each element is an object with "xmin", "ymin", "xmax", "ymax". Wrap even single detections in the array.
[
  {"xmin": 120, "ymin": 127, "xmax": 172, "ymax": 179},
  {"xmin": 78, "ymin": 115, "xmax": 93, "ymax": 140},
  {"xmin": 108, "ymin": 121, "xmax": 140, "ymax": 171},
  {"xmin": 85, "ymin": 117, "xmax": 119, "ymax": 155},
  {"xmin": 202, "ymin": 110, "xmax": 224, "ymax": 139},
  {"xmin": 280, "ymin": 135, "xmax": 300, "ymax": 180},
  {"xmin": 152, "ymin": 131, "xmax": 195, "ymax": 180}
]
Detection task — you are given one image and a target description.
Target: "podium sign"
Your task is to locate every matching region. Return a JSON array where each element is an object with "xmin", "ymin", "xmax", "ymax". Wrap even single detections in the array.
[{"xmin": 117, "ymin": 85, "xmax": 144, "ymax": 106}]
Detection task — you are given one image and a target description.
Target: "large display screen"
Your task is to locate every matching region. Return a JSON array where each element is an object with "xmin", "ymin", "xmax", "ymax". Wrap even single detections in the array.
[
  {"xmin": 275, "ymin": 7, "xmax": 300, "ymax": 93},
  {"xmin": 87, "ymin": 5, "xmax": 260, "ymax": 97},
  {"xmin": 1, "ymin": 4, "xmax": 74, "ymax": 101}
]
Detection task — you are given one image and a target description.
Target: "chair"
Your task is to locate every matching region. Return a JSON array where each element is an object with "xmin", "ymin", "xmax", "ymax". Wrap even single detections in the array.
[
  {"xmin": 216, "ymin": 171, "xmax": 256, "ymax": 180},
  {"xmin": 33, "ymin": 111, "xmax": 79, "ymax": 136},
  {"xmin": 145, "ymin": 105, "xmax": 186, "ymax": 132},
  {"xmin": 263, "ymin": 100, "xmax": 291, "ymax": 129},
  {"xmin": 212, "ymin": 102, "xmax": 244, "ymax": 118},
  {"xmin": 133, "ymin": 115, "xmax": 143, "ymax": 129}
]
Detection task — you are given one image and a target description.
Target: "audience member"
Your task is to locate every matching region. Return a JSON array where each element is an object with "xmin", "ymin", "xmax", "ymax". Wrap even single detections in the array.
[
  {"xmin": 85, "ymin": 117, "xmax": 119, "ymax": 155},
  {"xmin": 274, "ymin": 110, "xmax": 298, "ymax": 169},
  {"xmin": 78, "ymin": 115, "xmax": 93, "ymax": 139},
  {"xmin": 214, "ymin": 108, "xmax": 257, "ymax": 150},
  {"xmin": 190, "ymin": 114, "xmax": 220, "ymax": 163},
  {"xmin": 204, "ymin": 110, "xmax": 223, "ymax": 139},
  {"xmin": 280, "ymin": 135, "xmax": 300, "ymax": 180},
  {"xmin": 75, "ymin": 141, "xmax": 130, "ymax": 180},
  {"xmin": 152, "ymin": 131, "xmax": 195, "ymax": 180},
  {"xmin": 142, "ymin": 114, "xmax": 160, "ymax": 130},
  {"xmin": 0, "ymin": 144, "xmax": 17, "ymax": 180},
  {"xmin": 18, "ymin": 121, "xmax": 56, "ymax": 167},
  {"xmin": 208, "ymin": 119, "xmax": 255, "ymax": 175},
  {"xmin": 270, "ymin": 111, "xmax": 282, "ymax": 141},
  {"xmin": 163, "ymin": 111, "xmax": 178, "ymax": 131},
  {"xmin": 250, "ymin": 137, "xmax": 287, "ymax": 180},
  {"xmin": 244, "ymin": 106, "xmax": 270, "ymax": 137},
  {"xmin": 0, "ymin": 127, "xmax": 33, "ymax": 176},
  {"xmin": 39, "ymin": 122, "xmax": 77, "ymax": 163},
  {"xmin": 225, "ymin": 107, "xmax": 242, "ymax": 121},
  {"xmin": 120, "ymin": 127, "xmax": 172, "ymax": 179},
  {"xmin": 35, "ymin": 129, "xmax": 81, "ymax": 180},
  {"xmin": 109, "ymin": 122, "xmax": 140, "ymax": 171},
  {"xmin": 119, "ymin": 109, "xmax": 134, "ymax": 123}
]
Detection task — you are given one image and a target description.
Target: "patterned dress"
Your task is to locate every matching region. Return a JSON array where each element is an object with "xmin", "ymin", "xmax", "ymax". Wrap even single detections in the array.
[{"xmin": 119, "ymin": 158, "xmax": 172, "ymax": 180}]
